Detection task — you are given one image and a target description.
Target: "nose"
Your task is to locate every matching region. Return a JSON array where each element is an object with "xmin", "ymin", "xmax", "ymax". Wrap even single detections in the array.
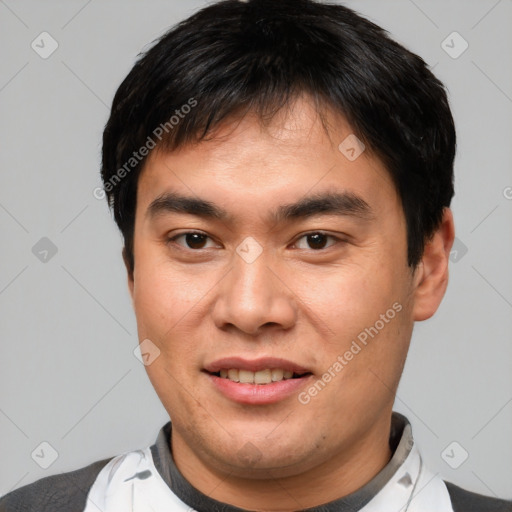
[{"xmin": 211, "ymin": 249, "xmax": 298, "ymax": 336}]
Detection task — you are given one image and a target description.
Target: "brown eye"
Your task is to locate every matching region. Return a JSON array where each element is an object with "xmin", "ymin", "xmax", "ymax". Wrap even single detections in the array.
[
  {"xmin": 294, "ymin": 232, "xmax": 339, "ymax": 250},
  {"xmin": 168, "ymin": 232, "xmax": 215, "ymax": 250}
]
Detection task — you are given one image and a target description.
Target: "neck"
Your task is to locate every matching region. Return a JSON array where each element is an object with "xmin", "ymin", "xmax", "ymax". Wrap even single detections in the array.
[{"xmin": 171, "ymin": 415, "xmax": 394, "ymax": 511}]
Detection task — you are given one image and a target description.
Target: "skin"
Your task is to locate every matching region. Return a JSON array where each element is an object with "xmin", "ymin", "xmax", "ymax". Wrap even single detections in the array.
[{"xmin": 125, "ymin": 96, "xmax": 455, "ymax": 511}]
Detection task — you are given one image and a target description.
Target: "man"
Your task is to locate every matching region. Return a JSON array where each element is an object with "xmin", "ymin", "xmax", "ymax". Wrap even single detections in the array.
[{"xmin": 1, "ymin": 0, "xmax": 510, "ymax": 510}]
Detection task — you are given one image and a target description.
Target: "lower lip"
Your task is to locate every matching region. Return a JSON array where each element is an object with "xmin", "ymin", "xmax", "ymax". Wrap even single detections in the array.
[{"xmin": 207, "ymin": 373, "xmax": 313, "ymax": 405}]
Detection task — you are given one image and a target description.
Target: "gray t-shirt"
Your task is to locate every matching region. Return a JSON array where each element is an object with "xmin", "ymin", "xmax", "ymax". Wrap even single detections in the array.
[{"xmin": 1, "ymin": 412, "xmax": 510, "ymax": 511}]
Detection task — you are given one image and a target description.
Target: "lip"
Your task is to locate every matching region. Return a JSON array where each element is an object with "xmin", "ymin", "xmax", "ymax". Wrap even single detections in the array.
[
  {"xmin": 207, "ymin": 373, "xmax": 314, "ymax": 405},
  {"xmin": 203, "ymin": 357, "xmax": 314, "ymax": 405},
  {"xmin": 204, "ymin": 356, "xmax": 311, "ymax": 374}
]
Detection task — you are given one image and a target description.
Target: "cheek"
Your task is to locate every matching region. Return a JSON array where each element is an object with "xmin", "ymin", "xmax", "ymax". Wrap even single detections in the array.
[
  {"xmin": 132, "ymin": 260, "xmax": 208, "ymax": 336},
  {"xmin": 131, "ymin": 259, "xmax": 218, "ymax": 388},
  {"xmin": 293, "ymin": 263, "xmax": 398, "ymax": 340},
  {"xmin": 293, "ymin": 259, "xmax": 412, "ymax": 399}
]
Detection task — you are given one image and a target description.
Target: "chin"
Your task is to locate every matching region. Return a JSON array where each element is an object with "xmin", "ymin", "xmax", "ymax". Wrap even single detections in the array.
[{"xmin": 198, "ymin": 428, "xmax": 321, "ymax": 478}]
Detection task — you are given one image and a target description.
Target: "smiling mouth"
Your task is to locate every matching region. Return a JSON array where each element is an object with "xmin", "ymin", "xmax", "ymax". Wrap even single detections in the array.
[{"xmin": 209, "ymin": 368, "xmax": 312, "ymax": 385}]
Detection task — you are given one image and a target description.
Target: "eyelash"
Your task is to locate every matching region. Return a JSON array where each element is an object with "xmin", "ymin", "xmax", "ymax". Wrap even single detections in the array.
[{"xmin": 166, "ymin": 230, "xmax": 345, "ymax": 252}]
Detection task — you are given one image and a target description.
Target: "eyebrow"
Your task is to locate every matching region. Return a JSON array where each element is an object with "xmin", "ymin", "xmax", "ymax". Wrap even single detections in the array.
[{"xmin": 146, "ymin": 190, "xmax": 374, "ymax": 224}]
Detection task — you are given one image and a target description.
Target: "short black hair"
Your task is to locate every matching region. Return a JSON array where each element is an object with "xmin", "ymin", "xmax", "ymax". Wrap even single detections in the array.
[{"xmin": 101, "ymin": 0, "xmax": 456, "ymax": 276}]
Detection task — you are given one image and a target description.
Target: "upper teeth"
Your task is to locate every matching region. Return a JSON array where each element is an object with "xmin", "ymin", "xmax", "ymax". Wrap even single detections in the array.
[{"xmin": 219, "ymin": 368, "xmax": 294, "ymax": 384}]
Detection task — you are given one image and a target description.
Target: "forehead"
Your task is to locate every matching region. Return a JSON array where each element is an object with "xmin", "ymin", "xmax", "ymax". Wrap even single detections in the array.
[{"xmin": 136, "ymin": 97, "xmax": 400, "ymax": 224}]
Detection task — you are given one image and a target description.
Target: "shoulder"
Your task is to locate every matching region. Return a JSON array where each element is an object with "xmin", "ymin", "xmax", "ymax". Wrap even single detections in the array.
[
  {"xmin": 0, "ymin": 457, "xmax": 112, "ymax": 512},
  {"xmin": 446, "ymin": 481, "xmax": 512, "ymax": 512}
]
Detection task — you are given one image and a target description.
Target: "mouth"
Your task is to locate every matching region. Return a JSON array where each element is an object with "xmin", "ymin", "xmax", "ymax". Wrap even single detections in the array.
[
  {"xmin": 209, "ymin": 368, "xmax": 312, "ymax": 384},
  {"xmin": 203, "ymin": 357, "xmax": 314, "ymax": 404}
]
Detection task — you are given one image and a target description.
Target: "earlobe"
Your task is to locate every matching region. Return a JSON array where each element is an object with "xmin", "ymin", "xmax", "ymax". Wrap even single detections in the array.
[
  {"xmin": 412, "ymin": 208, "xmax": 455, "ymax": 321},
  {"xmin": 122, "ymin": 247, "xmax": 135, "ymax": 300}
]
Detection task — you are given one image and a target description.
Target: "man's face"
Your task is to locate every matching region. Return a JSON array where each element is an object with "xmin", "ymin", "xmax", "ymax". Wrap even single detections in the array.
[{"xmin": 128, "ymin": 98, "xmax": 419, "ymax": 479}]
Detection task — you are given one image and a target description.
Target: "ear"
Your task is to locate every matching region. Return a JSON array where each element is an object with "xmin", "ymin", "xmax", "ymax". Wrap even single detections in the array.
[
  {"xmin": 412, "ymin": 208, "xmax": 455, "ymax": 321},
  {"xmin": 122, "ymin": 246, "xmax": 135, "ymax": 301}
]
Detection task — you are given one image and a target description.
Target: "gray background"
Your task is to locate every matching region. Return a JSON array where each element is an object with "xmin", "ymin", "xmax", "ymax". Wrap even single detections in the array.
[{"xmin": 1, "ymin": 0, "xmax": 511, "ymax": 502}]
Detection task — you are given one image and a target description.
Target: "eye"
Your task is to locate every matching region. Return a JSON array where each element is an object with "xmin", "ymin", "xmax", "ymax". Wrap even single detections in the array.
[
  {"xmin": 167, "ymin": 231, "xmax": 344, "ymax": 252},
  {"xmin": 293, "ymin": 232, "xmax": 341, "ymax": 250},
  {"xmin": 167, "ymin": 231, "xmax": 218, "ymax": 250}
]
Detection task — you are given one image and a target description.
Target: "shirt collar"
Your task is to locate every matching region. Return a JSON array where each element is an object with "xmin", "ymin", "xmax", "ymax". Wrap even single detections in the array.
[{"xmin": 150, "ymin": 411, "xmax": 413, "ymax": 512}]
